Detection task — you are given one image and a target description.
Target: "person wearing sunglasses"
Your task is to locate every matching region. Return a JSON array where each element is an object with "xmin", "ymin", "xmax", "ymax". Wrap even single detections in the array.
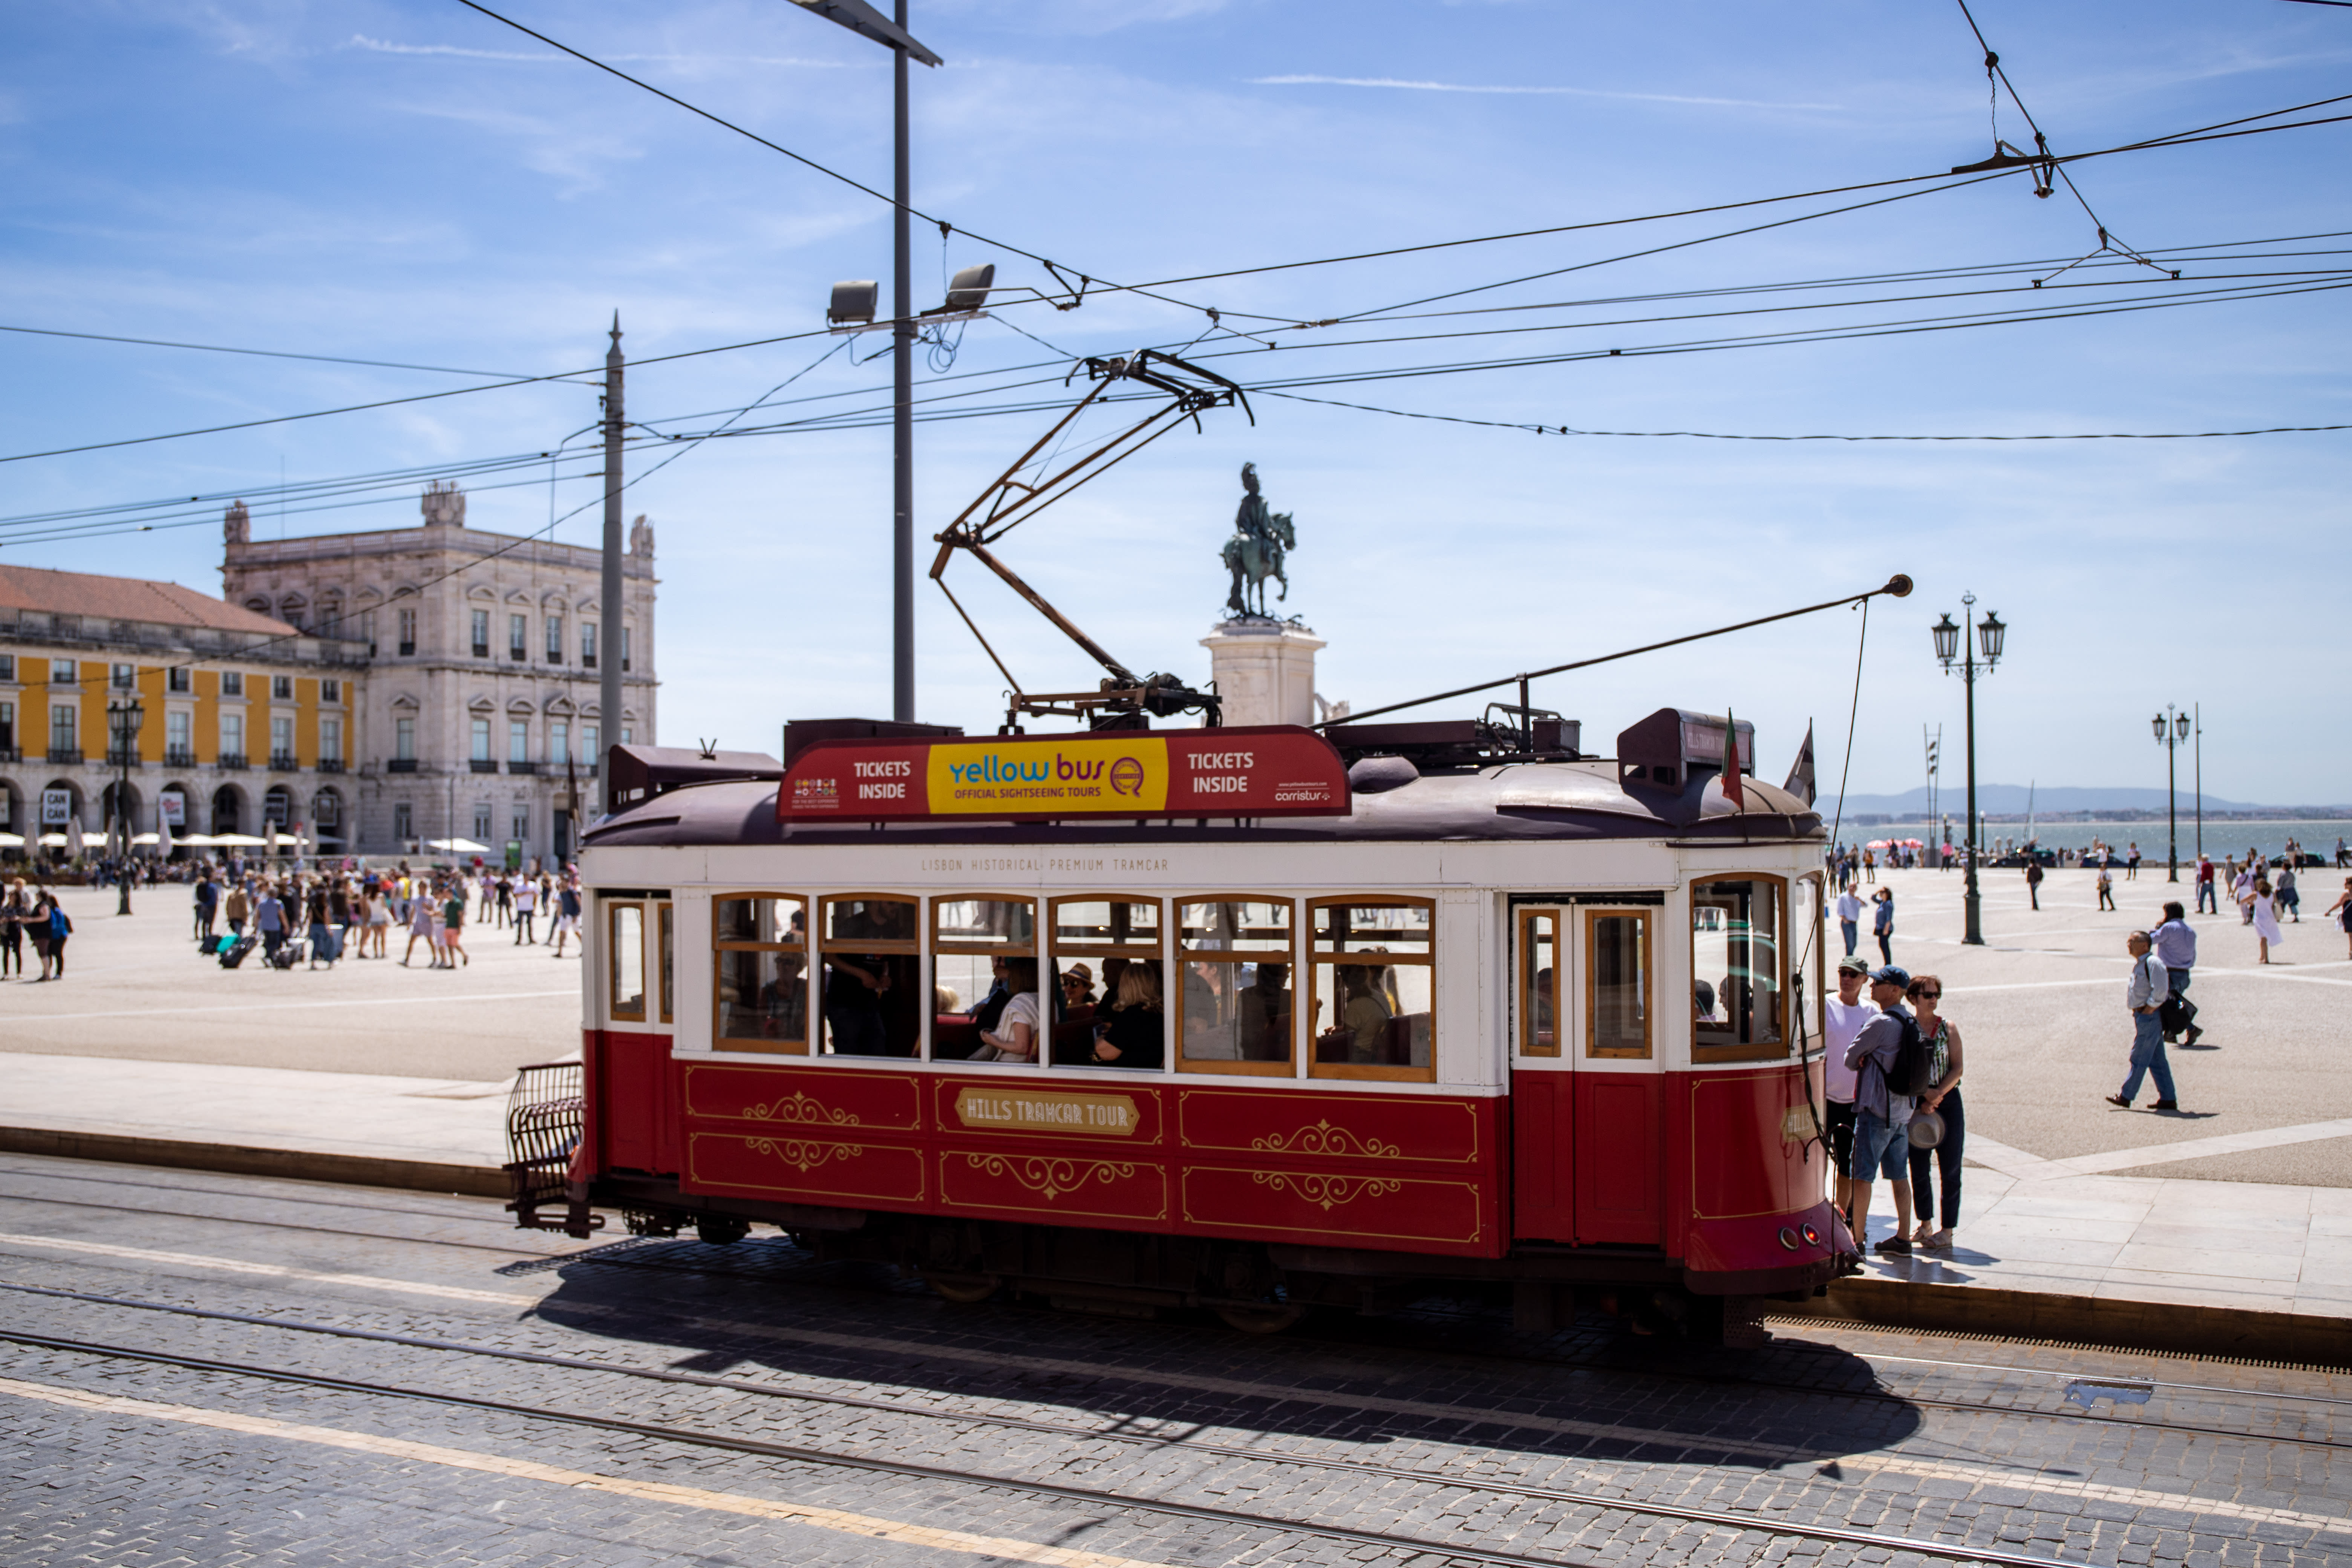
[{"xmin": 1903, "ymin": 975, "xmax": 1965, "ymax": 1250}]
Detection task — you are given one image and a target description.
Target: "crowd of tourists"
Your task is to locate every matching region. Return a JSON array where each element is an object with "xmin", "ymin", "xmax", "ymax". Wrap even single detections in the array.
[
  {"xmin": 0, "ymin": 880, "xmax": 75, "ymax": 981},
  {"xmin": 189, "ymin": 862, "xmax": 584, "ymax": 971}
]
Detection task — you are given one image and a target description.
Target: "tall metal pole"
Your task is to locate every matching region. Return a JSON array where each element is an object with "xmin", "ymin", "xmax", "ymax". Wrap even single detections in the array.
[
  {"xmin": 599, "ymin": 315, "xmax": 625, "ymax": 819},
  {"xmin": 2165, "ymin": 710, "xmax": 2179, "ymax": 882},
  {"xmin": 2193, "ymin": 703, "xmax": 2203, "ymax": 861},
  {"xmin": 1962, "ymin": 641, "xmax": 1982, "ymax": 946},
  {"xmin": 890, "ymin": 3, "xmax": 915, "ymax": 723}
]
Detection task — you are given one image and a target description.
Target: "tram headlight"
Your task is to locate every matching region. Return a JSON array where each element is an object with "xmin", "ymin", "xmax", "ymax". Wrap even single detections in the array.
[{"xmin": 1778, "ymin": 1227, "xmax": 1799, "ymax": 1250}]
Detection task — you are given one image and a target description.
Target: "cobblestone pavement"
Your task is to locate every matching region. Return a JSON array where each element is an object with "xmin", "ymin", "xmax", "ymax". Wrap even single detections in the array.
[{"xmin": 2, "ymin": 1154, "xmax": 2346, "ymax": 1568}]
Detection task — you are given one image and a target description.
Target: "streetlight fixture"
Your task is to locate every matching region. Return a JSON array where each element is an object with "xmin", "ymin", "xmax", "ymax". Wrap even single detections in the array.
[
  {"xmin": 2154, "ymin": 705, "xmax": 2191, "ymax": 882},
  {"xmin": 1932, "ymin": 594, "xmax": 2005, "ymax": 946},
  {"xmin": 106, "ymin": 696, "xmax": 143, "ymax": 916},
  {"xmin": 788, "ymin": 0, "xmax": 943, "ymax": 724}
]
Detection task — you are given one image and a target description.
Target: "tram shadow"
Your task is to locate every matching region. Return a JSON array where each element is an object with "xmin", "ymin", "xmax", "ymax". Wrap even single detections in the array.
[{"xmin": 508, "ymin": 1237, "xmax": 1923, "ymax": 1469}]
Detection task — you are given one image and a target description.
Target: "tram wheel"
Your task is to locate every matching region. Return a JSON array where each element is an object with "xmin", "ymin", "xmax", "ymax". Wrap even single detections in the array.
[
  {"xmin": 1214, "ymin": 1302, "xmax": 1306, "ymax": 1335},
  {"xmin": 925, "ymin": 1271, "xmax": 1003, "ymax": 1304},
  {"xmin": 694, "ymin": 1216, "xmax": 751, "ymax": 1246}
]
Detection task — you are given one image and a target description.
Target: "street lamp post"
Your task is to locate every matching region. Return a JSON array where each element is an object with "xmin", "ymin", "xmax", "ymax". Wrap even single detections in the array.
[
  {"xmin": 1933, "ymin": 595, "xmax": 2005, "ymax": 946},
  {"xmin": 106, "ymin": 697, "xmax": 143, "ymax": 916},
  {"xmin": 2153, "ymin": 705, "xmax": 2191, "ymax": 882}
]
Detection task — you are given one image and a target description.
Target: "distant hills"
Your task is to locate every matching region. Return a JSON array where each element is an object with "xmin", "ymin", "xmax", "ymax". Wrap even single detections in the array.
[{"xmin": 1829, "ymin": 785, "xmax": 2344, "ymax": 816}]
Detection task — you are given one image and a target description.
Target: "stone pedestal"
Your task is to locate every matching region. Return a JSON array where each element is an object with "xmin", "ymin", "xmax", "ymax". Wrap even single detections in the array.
[{"xmin": 1200, "ymin": 619, "xmax": 1325, "ymax": 728}]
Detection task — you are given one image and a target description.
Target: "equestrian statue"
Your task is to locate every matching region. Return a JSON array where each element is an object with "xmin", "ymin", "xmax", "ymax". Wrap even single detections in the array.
[{"xmin": 1221, "ymin": 462, "xmax": 1296, "ymax": 619}]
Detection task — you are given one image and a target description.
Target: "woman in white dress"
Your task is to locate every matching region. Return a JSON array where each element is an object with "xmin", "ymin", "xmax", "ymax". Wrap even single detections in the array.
[{"xmin": 2245, "ymin": 877, "xmax": 2286, "ymax": 965}]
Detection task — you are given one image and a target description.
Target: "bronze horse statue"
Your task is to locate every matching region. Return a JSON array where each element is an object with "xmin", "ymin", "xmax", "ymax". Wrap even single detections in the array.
[{"xmin": 1222, "ymin": 462, "xmax": 1294, "ymax": 618}]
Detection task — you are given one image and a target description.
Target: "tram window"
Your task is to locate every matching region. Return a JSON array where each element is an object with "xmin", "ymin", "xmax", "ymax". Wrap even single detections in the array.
[
  {"xmin": 608, "ymin": 903, "xmax": 646, "ymax": 1023},
  {"xmin": 1585, "ymin": 910, "xmax": 1651, "ymax": 1058},
  {"xmin": 931, "ymin": 897, "xmax": 1039, "ymax": 1066},
  {"xmin": 1176, "ymin": 900, "xmax": 1294, "ymax": 1075},
  {"xmin": 714, "ymin": 895, "xmax": 808, "ymax": 1054},
  {"xmin": 1691, "ymin": 876, "xmax": 1785, "ymax": 1060},
  {"xmin": 658, "ymin": 903, "xmax": 674, "ymax": 1026},
  {"xmin": 1050, "ymin": 897, "xmax": 1165, "ymax": 1071},
  {"xmin": 1308, "ymin": 899, "xmax": 1434, "ymax": 1081},
  {"xmin": 819, "ymin": 896, "xmax": 920, "ymax": 1059},
  {"xmin": 1793, "ymin": 874, "xmax": 1824, "ymax": 1056},
  {"xmin": 1518, "ymin": 911, "xmax": 1559, "ymax": 1057}
]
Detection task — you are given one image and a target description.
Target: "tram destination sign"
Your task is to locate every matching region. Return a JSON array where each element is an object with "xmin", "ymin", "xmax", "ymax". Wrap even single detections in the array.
[{"xmin": 778, "ymin": 724, "xmax": 1352, "ymax": 823}]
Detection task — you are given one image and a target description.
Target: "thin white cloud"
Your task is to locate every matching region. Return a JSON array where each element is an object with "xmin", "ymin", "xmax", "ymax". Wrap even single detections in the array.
[
  {"xmin": 1247, "ymin": 74, "xmax": 1841, "ymax": 111},
  {"xmin": 343, "ymin": 35, "xmax": 864, "ymax": 67}
]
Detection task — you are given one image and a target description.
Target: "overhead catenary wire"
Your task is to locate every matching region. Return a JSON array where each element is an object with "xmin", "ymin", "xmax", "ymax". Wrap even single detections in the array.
[{"xmin": 0, "ymin": 322, "xmax": 561, "ymax": 381}]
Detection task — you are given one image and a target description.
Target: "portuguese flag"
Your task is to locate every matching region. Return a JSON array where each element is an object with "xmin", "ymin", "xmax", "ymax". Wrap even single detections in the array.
[{"xmin": 1721, "ymin": 709, "xmax": 1746, "ymax": 808}]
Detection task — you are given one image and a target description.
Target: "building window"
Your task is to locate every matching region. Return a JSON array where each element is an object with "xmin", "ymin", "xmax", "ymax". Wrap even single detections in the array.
[
  {"xmin": 270, "ymin": 715, "xmax": 295, "ymax": 766},
  {"xmin": 622, "ymin": 626, "xmax": 632, "ymax": 672},
  {"xmin": 219, "ymin": 712, "xmax": 243, "ymax": 760},
  {"xmin": 395, "ymin": 717, "xmax": 416, "ymax": 763},
  {"xmin": 167, "ymin": 710, "xmax": 192, "ymax": 753},
  {"xmin": 220, "ymin": 671, "xmax": 243, "ymax": 697},
  {"xmin": 546, "ymin": 615, "xmax": 563, "ymax": 664},
  {"xmin": 714, "ymin": 895, "xmax": 808, "ymax": 1053},
  {"xmin": 51, "ymin": 659, "xmax": 75, "ymax": 685},
  {"xmin": 4, "ymin": 700, "xmax": 21, "ymax": 752},
  {"xmin": 471, "ymin": 609, "xmax": 490, "ymax": 659},
  {"xmin": 320, "ymin": 603, "xmax": 342, "ymax": 639},
  {"xmin": 550, "ymin": 721, "xmax": 568, "ymax": 765},
  {"xmin": 320, "ymin": 716, "xmax": 342, "ymax": 763},
  {"xmin": 509, "ymin": 720, "xmax": 528, "ymax": 763},
  {"xmin": 473, "ymin": 804, "xmax": 493, "ymax": 842},
  {"xmin": 167, "ymin": 666, "xmax": 190, "ymax": 694},
  {"xmin": 271, "ymin": 675, "xmax": 293, "ymax": 701},
  {"xmin": 1692, "ymin": 875, "xmax": 1787, "ymax": 1062},
  {"xmin": 511, "ymin": 808, "xmax": 529, "ymax": 844},
  {"xmin": 321, "ymin": 678, "xmax": 339, "ymax": 704},
  {"xmin": 359, "ymin": 609, "xmax": 376, "ymax": 654},
  {"xmin": 394, "ymin": 802, "xmax": 413, "ymax": 842},
  {"xmin": 0, "ymin": 654, "xmax": 14, "ymax": 681},
  {"xmin": 471, "ymin": 718, "xmax": 492, "ymax": 762},
  {"xmin": 509, "ymin": 615, "xmax": 527, "ymax": 662},
  {"xmin": 397, "ymin": 608, "xmax": 417, "ymax": 657},
  {"xmin": 51, "ymin": 704, "xmax": 77, "ymax": 752},
  {"xmin": 580, "ymin": 622, "xmax": 597, "ymax": 668},
  {"xmin": 1177, "ymin": 900, "xmax": 1295, "ymax": 1075},
  {"xmin": 111, "ymin": 663, "xmax": 136, "ymax": 691}
]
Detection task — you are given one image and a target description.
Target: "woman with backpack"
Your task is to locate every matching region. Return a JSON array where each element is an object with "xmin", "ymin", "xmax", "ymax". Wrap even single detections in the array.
[{"xmin": 1902, "ymin": 974, "xmax": 1965, "ymax": 1252}]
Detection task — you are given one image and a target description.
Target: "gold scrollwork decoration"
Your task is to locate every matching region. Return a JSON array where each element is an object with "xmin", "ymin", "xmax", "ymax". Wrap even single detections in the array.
[
  {"xmin": 964, "ymin": 1154, "xmax": 1136, "ymax": 1202},
  {"xmin": 1251, "ymin": 1170, "xmax": 1404, "ymax": 1211},
  {"xmin": 1247, "ymin": 1118, "xmax": 1402, "ymax": 1160},
  {"xmin": 742, "ymin": 1090, "xmax": 862, "ymax": 1129},
  {"xmin": 747, "ymin": 1136, "xmax": 864, "ymax": 1174}
]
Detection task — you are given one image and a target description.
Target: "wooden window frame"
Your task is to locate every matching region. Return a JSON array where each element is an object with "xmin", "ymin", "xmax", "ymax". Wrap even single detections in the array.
[
  {"xmin": 712, "ymin": 892, "xmax": 808, "ymax": 1055},
  {"xmin": 1517, "ymin": 907, "xmax": 1561, "ymax": 1059},
  {"xmin": 607, "ymin": 900, "xmax": 646, "ymax": 1024},
  {"xmin": 1794, "ymin": 871, "xmax": 1825, "ymax": 1060},
  {"xmin": 817, "ymin": 893, "xmax": 922, "ymax": 1060},
  {"xmin": 1582, "ymin": 906, "xmax": 1654, "ymax": 1060},
  {"xmin": 931, "ymin": 894, "xmax": 1040, "ymax": 1069},
  {"xmin": 1306, "ymin": 895, "xmax": 1436, "ymax": 1083},
  {"xmin": 1688, "ymin": 872, "xmax": 1790, "ymax": 1064},
  {"xmin": 657, "ymin": 902, "xmax": 675, "ymax": 1026},
  {"xmin": 1174, "ymin": 895, "xmax": 1298, "ymax": 1078},
  {"xmin": 1047, "ymin": 895, "xmax": 1170, "ymax": 1076}
]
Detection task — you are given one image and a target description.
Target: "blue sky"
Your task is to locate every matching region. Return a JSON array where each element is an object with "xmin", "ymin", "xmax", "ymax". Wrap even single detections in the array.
[{"xmin": 4, "ymin": 1, "xmax": 2348, "ymax": 804}]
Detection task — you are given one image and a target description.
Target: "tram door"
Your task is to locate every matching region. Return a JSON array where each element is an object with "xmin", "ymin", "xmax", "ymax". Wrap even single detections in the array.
[{"xmin": 1510, "ymin": 900, "xmax": 1663, "ymax": 1246}]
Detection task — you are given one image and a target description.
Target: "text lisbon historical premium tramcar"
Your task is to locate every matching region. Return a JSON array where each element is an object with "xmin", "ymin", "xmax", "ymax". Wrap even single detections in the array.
[{"xmin": 514, "ymin": 709, "xmax": 1850, "ymax": 1341}]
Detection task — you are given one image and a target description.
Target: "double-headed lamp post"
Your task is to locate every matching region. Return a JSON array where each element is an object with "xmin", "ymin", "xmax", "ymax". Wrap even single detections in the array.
[
  {"xmin": 2154, "ymin": 705, "xmax": 2191, "ymax": 882},
  {"xmin": 1932, "ymin": 595, "xmax": 2006, "ymax": 946},
  {"xmin": 106, "ymin": 696, "xmax": 143, "ymax": 916}
]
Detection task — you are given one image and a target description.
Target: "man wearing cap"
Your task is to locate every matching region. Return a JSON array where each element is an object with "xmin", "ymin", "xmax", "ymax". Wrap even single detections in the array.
[
  {"xmin": 1822, "ymin": 954, "xmax": 1876, "ymax": 1228},
  {"xmin": 1841, "ymin": 964, "xmax": 1918, "ymax": 1254},
  {"xmin": 2106, "ymin": 931, "xmax": 2180, "ymax": 1111}
]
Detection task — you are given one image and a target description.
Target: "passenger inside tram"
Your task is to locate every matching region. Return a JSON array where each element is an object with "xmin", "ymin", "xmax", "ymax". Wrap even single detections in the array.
[
  {"xmin": 822, "ymin": 898, "xmax": 920, "ymax": 1057},
  {"xmin": 1318, "ymin": 961, "xmax": 1396, "ymax": 1064},
  {"xmin": 974, "ymin": 957, "xmax": 1042, "ymax": 1061},
  {"xmin": 1089, "ymin": 963, "xmax": 1165, "ymax": 1069}
]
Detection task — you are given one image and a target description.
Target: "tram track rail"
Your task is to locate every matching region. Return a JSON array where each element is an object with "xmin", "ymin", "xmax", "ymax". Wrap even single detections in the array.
[
  {"xmin": 0, "ymin": 1313, "xmax": 2096, "ymax": 1568},
  {"xmin": 0, "ymin": 1201, "xmax": 2340, "ymax": 1455}
]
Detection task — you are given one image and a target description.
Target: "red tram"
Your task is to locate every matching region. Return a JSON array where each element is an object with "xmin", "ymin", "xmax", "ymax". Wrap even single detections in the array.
[{"xmin": 513, "ymin": 708, "xmax": 1853, "ymax": 1341}]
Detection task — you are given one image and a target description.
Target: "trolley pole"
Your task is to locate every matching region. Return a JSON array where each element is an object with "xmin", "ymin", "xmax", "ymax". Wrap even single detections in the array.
[{"xmin": 600, "ymin": 315, "xmax": 625, "ymax": 819}]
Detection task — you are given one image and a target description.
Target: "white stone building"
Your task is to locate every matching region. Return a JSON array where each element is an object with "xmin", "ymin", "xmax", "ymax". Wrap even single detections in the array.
[{"xmin": 219, "ymin": 482, "xmax": 658, "ymax": 861}]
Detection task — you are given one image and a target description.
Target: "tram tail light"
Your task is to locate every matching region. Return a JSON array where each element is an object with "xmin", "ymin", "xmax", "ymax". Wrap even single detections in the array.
[
  {"xmin": 1778, "ymin": 1227, "xmax": 1800, "ymax": 1250},
  {"xmin": 1800, "ymin": 1223, "xmax": 1822, "ymax": 1247}
]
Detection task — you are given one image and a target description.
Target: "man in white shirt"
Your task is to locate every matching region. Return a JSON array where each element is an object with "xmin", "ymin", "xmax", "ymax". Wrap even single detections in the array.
[
  {"xmin": 1835, "ymin": 885, "xmax": 1865, "ymax": 957},
  {"xmin": 1822, "ymin": 954, "xmax": 1876, "ymax": 1227},
  {"xmin": 2106, "ymin": 931, "xmax": 2179, "ymax": 1111}
]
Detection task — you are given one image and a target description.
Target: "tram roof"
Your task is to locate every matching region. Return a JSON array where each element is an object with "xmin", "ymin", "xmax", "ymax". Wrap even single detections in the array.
[{"xmin": 580, "ymin": 757, "xmax": 1822, "ymax": 850}]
